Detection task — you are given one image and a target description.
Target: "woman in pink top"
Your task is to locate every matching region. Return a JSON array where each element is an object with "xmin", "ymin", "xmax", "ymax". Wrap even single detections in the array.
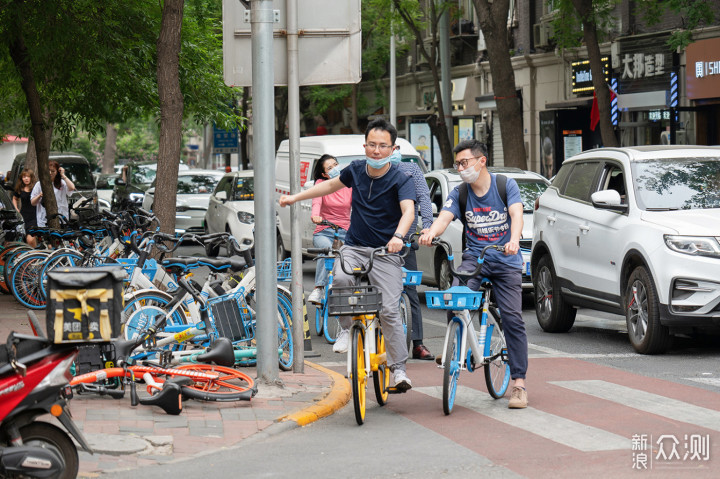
[{"xmin": 307, "ymin": 155, "xmax": 352, "ymax": 304}]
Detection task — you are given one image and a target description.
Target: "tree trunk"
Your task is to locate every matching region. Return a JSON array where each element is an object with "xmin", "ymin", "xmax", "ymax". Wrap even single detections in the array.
[
  {"xmin": 102, "ymin": 123, "xmax": 118, "ymax": 174},
  {"xmin": 350, "ymin": 83, "xmax": 362, "ymax": 134},
  {"xmin": 9, "ymin": 24, "xmax": 59, "ymax": 228},
  {"xmin": 572, "ymin": 0, "xmax": 618, "ymax": 147},
  {"xmin": 473, "ymin": 0, "xmax": 527, "ymax": 169},
  {"xmin": 155, "ymin": 0, "xmax": 184, "ymax": 236}
]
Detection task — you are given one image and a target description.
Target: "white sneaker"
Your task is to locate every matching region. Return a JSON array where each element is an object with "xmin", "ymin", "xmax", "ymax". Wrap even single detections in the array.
[
  {"xmin": 307, "ymin": 287, "xmax": 324, "ymax": 305},
  {"xmin": 332, "ymin": 329, "xmax": 350, "ymax": 353},
  {"xmin": 392, "ymin": 369, "xmax": 412, "ymax": 391}
]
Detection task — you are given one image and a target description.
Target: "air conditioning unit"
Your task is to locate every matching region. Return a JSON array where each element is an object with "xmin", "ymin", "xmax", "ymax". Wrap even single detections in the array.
[
  {"xmin": 533, "ymin": 23, "xmax": 552, "ymax": 48},
  {"xmin": 475, "ymin": 121, "xmax": 488, "ymax": 142}
]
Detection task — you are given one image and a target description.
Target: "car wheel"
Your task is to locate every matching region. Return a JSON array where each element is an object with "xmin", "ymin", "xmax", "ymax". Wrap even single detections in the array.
[
  {"xmin": 437, "ymin": 252, "xmax": 452, "ymax": 291},
  {"xmin": 625, "ymin": 266, "xmax": 672, "ymax": 354},
  {"xmin": 533, "ymin": 254, "xmax": 576, "ymax": 332},
  {"xmin": 276, "ymin": 233, "xmax": 286, "ymax": 261}
]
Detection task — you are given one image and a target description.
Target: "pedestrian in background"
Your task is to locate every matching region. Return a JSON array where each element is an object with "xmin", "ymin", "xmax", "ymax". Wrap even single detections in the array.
[
  {"xmin": 12, "ymin": 168, "xmax": 38, "ymax": 247},
  {"xmin": 31, "ymin": 160, "xmax": 75, "ymax": 227},
  {"xmin": 307, "ymin": 154, "xmax": 352, "ymax": 304}
]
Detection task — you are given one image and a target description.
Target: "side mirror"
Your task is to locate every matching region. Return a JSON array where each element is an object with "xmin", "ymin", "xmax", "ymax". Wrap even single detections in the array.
[
  {"xmin": 591, "ymin": 189, "xmax": 628, "ymax": 212},
  {"xmin": 215, "ymin": 190, "xmax": 228, "ymax": 202}
]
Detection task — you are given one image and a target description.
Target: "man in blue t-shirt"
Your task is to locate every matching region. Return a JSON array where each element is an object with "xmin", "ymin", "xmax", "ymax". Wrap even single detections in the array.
[
  {"xmin": 419, "ymin": 139, "xmax": 529, "ymax": 409},
  {"xmin": 279, "ymin": 119, "xmax": 416, "ymax": 391}
]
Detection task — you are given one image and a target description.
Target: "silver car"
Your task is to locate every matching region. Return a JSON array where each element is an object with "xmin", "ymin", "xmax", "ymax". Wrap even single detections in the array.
[
  {"xmin": 143, "ymin": 169, "xmax": 224, "ymax": 234},
  {"xmin": 417, "ymin": 167, "xmax": 550, "ymax": 290}
]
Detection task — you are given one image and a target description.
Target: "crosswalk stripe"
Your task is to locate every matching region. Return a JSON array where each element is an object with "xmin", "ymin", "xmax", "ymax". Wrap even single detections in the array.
[
  {"xmin": 414, "ymin": 386, "xmax": 629, "ymax": 452},
  {"xmin": 551, "ymin": 380, "xmax": 720, "ymax": 431}
]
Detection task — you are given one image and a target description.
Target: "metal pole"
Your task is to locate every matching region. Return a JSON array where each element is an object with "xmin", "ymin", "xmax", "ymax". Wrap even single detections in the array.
[
  {"xmin": 439, "ymin": 4, "xmax": 453, "ymax": 143},
  {"xmin": 287, "ymin": 0, "xmax": 304, "ymax": 373},
  {"xmin": 251, "ymin": 0, "xmax": 279, "ymax": 383},
  {"xmin": 389, "ymin": 19, "xmax": 396, "ymax": 126}
]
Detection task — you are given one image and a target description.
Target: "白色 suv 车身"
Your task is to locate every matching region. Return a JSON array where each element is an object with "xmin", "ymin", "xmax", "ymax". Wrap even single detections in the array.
[{"xmin": 531, "ymin": 146, "xmax": 720, "ymax": 354}]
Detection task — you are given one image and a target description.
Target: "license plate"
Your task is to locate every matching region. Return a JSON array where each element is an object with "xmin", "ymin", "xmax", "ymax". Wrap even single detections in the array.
[{"xmin": 526, "ymin": 262, "xmax": 531, "ymax": 276}]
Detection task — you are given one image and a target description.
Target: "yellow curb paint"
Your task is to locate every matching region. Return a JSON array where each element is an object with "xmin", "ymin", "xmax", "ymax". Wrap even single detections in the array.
[{"xmin": 281, "ymin": 361, "xmax": 350, "ymax": 427}]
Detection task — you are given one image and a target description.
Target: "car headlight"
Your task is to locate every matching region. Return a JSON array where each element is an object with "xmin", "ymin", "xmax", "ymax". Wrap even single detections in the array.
[
  {"xmin": 129, "ymin": 193, "xmax": 144, "ymax": 203},
  {"xmin": 664, "ymin": 235, "xmax": 720, "ymax": 258},
  {"xmin": 237, "ymin": 211, "xmax": 255, "ymax": 224}
]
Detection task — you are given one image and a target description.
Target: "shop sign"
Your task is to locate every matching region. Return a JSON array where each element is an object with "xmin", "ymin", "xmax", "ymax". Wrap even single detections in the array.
[
  {"xmin": 572, "ymin": 57, "xmax": 610, "ymax": 95},
  {"xmin": 613, "ymin": 34, "xmax": 673, "ymax": 95},
  {"xmin": 686, "ymin": 37, "xmax": 720, "ymax": 100}
]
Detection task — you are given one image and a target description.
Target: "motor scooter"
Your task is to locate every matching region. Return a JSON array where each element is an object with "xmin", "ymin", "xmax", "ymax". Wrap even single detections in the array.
[{"xmin": 0, "ymin": 332, "xmax": 92, "ymax": 479}]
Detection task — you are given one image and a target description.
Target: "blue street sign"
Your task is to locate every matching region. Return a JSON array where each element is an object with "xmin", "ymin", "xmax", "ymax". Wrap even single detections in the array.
[{"xmin": 213, "ymin": 126, "xmax": 239, "ymax": 154}]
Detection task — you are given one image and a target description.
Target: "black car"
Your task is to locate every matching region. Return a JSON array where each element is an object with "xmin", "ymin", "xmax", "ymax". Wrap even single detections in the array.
[{"xmin": 111, "ymin": 161, "xmax": 157, "ymax": 212}]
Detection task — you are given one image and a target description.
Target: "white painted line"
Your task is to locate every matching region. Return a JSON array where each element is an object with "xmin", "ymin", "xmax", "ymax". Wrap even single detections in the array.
[
  {"xmin": 551, "ymin": 380, "xmax": 720, "ymax": 431},
  {"xmin": 685, "ymin": 378, "xmax": 720, "ymax": 388},
  {"xmin": 415, "ymin": 385, "xmax": 629, "ymax": 452}
]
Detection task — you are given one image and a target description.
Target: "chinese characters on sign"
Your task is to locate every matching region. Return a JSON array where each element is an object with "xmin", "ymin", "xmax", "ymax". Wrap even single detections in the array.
[
  {"xmin": 632, "ymin": 433, "xmax": 710, "ymax": 470},
  {"xmin": 621, "ymin": 53, "xmax": 665, "ymax": 80}
]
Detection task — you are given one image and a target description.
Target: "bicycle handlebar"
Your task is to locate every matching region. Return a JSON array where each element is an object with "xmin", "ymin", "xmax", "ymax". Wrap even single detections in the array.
[{"xmin": 431, "ymin": 238, "xmax": 505, "ymax": 282}]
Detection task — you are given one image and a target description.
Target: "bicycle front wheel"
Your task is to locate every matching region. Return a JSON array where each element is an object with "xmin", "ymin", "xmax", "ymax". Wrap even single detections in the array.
[
  {"xmin": 314, "ymin": 304, "xmax": 324, "ymax": 336},
  {"xmin": 276, "ymin": 290, "xmax": 293, "ymax": 371},
  {"xmin": 122, "ymin": 291, "xmax": 187, "ymax": 342},
  {"xmin": 372, "ymin": 327, "xmax": 389, "ymax": 406},
  {"xmin": 173, "ymin": 364, "xmax": 255, "ymax": 401},
  {"xmin": 443, "ymin": 320, "xmax": 462, "ymax": 415},
  {"xmin": 484, "ymin": 315, "xmax": 511, "ymax": 399},
  {"xmin": 323, "ymin": 307, "xmax": 341, "ymax": 344},
  {"xmin": 351, "ymin": 325, "xmax": 366, "ymax": 425}
]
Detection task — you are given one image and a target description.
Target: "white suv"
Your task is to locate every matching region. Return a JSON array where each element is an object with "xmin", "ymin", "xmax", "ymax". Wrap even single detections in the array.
[{"xmin": 531, "ymin": 146, "xmax": 720, "ymax": 354}]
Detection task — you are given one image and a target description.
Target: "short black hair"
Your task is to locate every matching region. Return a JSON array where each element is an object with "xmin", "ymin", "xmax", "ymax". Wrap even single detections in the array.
[
  {"xmin": 312, "ymin": 154, "xmax": 337, "ymax": 181},
  {"xmin": 365, "ymin": 118, "xmax": 398, "ymax": 145},
  {"xmin": 453, "ymin": 139, "xmax": 488, "ymax": 158}
]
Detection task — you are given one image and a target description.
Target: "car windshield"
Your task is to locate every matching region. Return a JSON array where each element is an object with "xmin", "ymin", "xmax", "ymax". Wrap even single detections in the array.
[
  {"xmin": 62, "ymin": 163, "xmax": 95, "ymax": 190},
  {"xmin": 131, "ymin": 166, "xmax": 156, "ymax": 185},
  {"xmin": 177, "ymin": 175, "xmax": 222, "ymax": 194},
  {"xmin": 233, "ymin": 177, "xmax": 254, "ymax": 200},
  {"xmin": 447, "ymin": 177, "xmax": 549, "ymax": 212},
  {"xmin": 632, "ymin": 157, "xmax": 720, "ymax": 210}
]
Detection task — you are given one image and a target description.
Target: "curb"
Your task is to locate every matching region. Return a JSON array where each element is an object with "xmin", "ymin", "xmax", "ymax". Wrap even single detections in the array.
[{"xmin": 277, "ymin": 360, "xmax": 350, "ymax": 427}]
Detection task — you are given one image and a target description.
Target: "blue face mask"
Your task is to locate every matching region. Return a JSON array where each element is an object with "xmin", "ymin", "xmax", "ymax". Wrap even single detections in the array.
[
  {"xmin": 388, "ymin": 150, "xmax": 402, "ymax": 165},
  {"xmin": 327, "ymin": 166, "xmax": 340, "ymax": 179},
  {"xmin": 366, "ymin": 149, "xmax": 399, "ymax": 169}
]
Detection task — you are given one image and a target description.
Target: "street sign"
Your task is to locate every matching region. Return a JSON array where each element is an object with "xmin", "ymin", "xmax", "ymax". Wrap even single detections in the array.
[
  {"xmin": 222, "ymin": 0, "xmax": 361, "ymax": 87},
  {"xmin": 213, "ymin": 126, "xmax": 239, "ymax": 154}
]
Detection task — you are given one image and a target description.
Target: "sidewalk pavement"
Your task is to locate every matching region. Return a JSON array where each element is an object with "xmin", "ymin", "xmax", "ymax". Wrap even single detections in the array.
[{"xmin": 0, "ymin": 293, "xmax": 350, "ymax": 477}]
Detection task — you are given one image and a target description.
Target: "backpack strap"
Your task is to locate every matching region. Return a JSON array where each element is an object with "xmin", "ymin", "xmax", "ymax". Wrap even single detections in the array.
[{"xmin": 458, "ymin": 174, "xmax": 507, "ymax": 251}]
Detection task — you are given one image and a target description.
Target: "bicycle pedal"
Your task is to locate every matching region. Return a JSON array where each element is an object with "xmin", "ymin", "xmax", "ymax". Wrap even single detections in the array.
[{"xmin": 387, "ymin": 385, "xmax": 411, "ymax": 394}]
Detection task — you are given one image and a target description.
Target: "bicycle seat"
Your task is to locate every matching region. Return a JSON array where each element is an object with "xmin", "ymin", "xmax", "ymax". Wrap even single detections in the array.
[
  {"xmin": 114, "ymin": 337, "xmax": 140, "ymax": 363},
  {"xmin": 161, "ymin": 257, "xmax": 200, "ymax": 274},
  {"xmin": 138, "ymin": 380, "xmax": 184, "ymax": 415},
  {"xmin": 196, "ymin": 257, "xmax": 246, "ymax": 273},
  {"xmin": 195, "ymin": 338, "xmax": 235, "ymax": 367}
]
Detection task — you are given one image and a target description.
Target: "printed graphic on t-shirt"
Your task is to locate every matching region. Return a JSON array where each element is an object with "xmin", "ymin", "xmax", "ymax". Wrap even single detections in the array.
[{"xmin": 465, "ymin": 206, "xmax": 509, "ymax": 243}]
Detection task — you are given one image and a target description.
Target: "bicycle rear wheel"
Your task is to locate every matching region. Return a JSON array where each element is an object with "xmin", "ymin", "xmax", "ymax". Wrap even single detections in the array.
[
  {"xmin": 276, "ymin": 290, "xmax": 293, "ymax": 371},
  {"xmin": 122, "ymin": 290, "xmax": 187, "ymax": 341},
  {"xmin": 10, "ymin": 252, "xmax": 48, "ymax": 309},
  {"xmin": 484, "ymin": 314, "xmax": 511, "ymax": 399},
  {"xmin": 372, "ymin": 327, "xmax": 389, "ymax": 406},
  {"xmin": 399, "ymin": 293, "xmax": 412, "ymax": 352},
  {"xmin": 314, "ymin": 304, "xmax": 324, "ymax": 336},
  {"xmin": 350, "ymin": 325, "xmax": 366, "ymax": 425},
  {"xmin": 323, "ymin": 307, "xmax": 341, "ymax": 344},
  {"xmin": 443, "ymin": 320, "xmax": 462, "ymax": 415},
  {"xmin": 173, "ymin": 364, "xmax": 255, "ymax": 401}
]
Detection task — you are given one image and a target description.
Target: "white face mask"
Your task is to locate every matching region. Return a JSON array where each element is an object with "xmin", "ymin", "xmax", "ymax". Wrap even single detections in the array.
[{"xmin": 459, "ymin": 164, "xmax": 480, "ymax": 183}]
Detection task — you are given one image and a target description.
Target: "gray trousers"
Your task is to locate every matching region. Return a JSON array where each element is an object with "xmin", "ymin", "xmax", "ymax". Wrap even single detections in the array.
[{"xmin": 334, "ymin": 245, "xmax": 408, "ymax": 371}]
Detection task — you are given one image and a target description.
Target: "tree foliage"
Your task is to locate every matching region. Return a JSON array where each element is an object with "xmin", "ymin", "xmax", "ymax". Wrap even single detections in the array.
[{"xmin": 636, "ymin": 0, "xmax": 716, "ymax": 51}]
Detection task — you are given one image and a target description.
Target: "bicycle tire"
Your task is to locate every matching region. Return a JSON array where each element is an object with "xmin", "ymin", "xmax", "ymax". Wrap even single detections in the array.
[
  {"xmin": 38, "ymin": 250, "xmax": 83, "ymax": 301},
  {"xmin": 10, "ymin": 252, "xmax": 48, "ymax": 309},
  {"xmin": 314, "ymin": 303, "xmax": 324, "ymax": 336},
  {"xmin": 173, "ymin": 364, "xmax": 255, "ymax": 401},
  {"xmin": 484, "ymin": 314, "xmax": 511, "ymax": 399},
  {"xmin": 372, "ymin": 327, "xmax": 389, "ymax": 406},
  {"xmin": 443, "ymin": 320, "xmax": 462, "ymax": 415},
  {"xmin": 0, "ymin": 243, "xmax": 28, "ymax": 293},
  {"xmin": 2, "ymin": 245, "xmax": 33, "ymax": 292},
  {"xmin": 276, "ymin": 290, "xmax": 294, "ymax": 371},
  {"xmin": 399, "ymin": 293, "xmax": 412, "ymax": 353},
  {"xmin": 351, "ymin": 325, "xmax": 366, "ymax": 425},
  {"xmin": 122, "ymin": 290, "xmax": 188, "ymax": 342},
  {"xmin": 323, "ymin": 307, "xmax": 342, "ymax": 344}
]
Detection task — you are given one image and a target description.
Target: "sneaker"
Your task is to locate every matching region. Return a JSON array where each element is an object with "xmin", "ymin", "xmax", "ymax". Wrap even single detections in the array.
[
  {"xmin": 508, "ymin": 386, "xmax": 528, "ymax": 409},
  {"xmin": 307, "ymin": 287, "xmax": 324, "ymax": 304},
  {"xmin": 332, "ymin": 329, "xmax": 349, "ymax": 353},
  {"xmin": 392, "ymin": 369, "xmax": 412, "ymax": 392}
]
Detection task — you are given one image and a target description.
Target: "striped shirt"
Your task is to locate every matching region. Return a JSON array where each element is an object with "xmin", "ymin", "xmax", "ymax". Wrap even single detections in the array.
[{"xmin": 397, "ymin": 161, "xmax": 433, "ymax": 239}]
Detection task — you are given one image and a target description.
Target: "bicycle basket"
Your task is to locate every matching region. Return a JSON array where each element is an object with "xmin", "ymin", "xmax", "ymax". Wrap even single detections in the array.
[
  {"xmin": 276, "ymin": 258, "xmax": 292, "ymax": 281},
  {"xmin": 327, "ymin": 285, "xmax": 382, "ymax": 316},
  {"xmin": 425, "ymin": 286, "xmax": 484, "ymax": 311},
  {"xmin": 116, "ymin": 257, "xmax": 158, "ymax": 283},
  {"xmin": 208, "ymin": 292, "xmax": 254, "ymax": 342},
  {"xmin": 401, "ymin": 268, "xmax": 423, "ymax": 286}
]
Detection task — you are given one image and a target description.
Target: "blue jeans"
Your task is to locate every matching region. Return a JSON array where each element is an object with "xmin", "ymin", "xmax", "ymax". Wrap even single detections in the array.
[
  {"xmin": 448, "ymin": 253, "xmax": 528, "ymax": 380},
  {"xmin": 313, "ymin": 227, "xmax": 347, "ymax": 287}
]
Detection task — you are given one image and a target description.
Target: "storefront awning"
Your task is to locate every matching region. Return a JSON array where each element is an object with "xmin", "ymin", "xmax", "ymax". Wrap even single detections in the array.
[
  {"xmin": 617, "ymin": 90, "xmax": 667, "ymax": 110},
  {"xmin": 545, "ymin": 97, "xmax": 593, "ymax": 109}
]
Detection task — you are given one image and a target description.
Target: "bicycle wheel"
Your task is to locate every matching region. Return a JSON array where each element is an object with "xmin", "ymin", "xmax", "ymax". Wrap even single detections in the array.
[
  {"xmin": 38, "ymin": 250, "xmax": 83, "ymax": 301},
  {"xmin": 323, "ymin": 307, "xmax": 342, "ymax": 344},
  {"xmin": 443, "ymin": 320, "xmax": 462, "ymax": 415},
  {"xmin": 484, "ymin": 314, "xmax": 511, "ymax": 399},
  {"xmin": 122, "ymin": 290, "xmax": 187, "ymax": 341},
  {"xmin": 399, "ymin": 292, "xmax": 412, "ymax": 353},
  {"xmin": 350, "ymin": 325, "xmax": 366, "ymax": 425},
  {"xmin": 276, "ymin": 290, "xmax": 294, "ymax": 371},
  {"xmin": 10, "ymin": 252, "xmax": 48, "ymax": 309},
  {"xmin": 173, "ymin": 364, "xmax": 255, "ymax": 401},
  {"xmin": 0, "ymin": 243, "xmax": 28, "ymax": 293},
  {"xmin": 3, "ymin": 245, "xmax": 33, "ymax": 292},
  {"xmin": 314, "ymin": 303, "xmax": 324, "ymax": 336},
  {"xmin": 372, "ymin": 327, "xmax": 389, "ymax": 406}
]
